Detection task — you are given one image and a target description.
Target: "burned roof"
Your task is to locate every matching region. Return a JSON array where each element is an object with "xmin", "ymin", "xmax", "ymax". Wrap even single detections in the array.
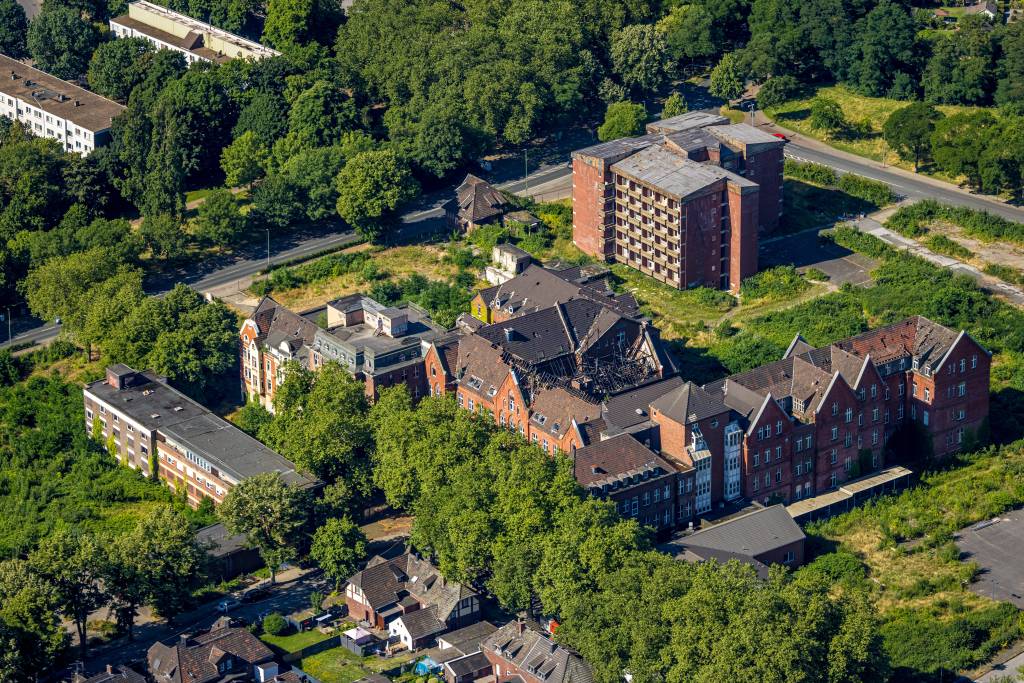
[
  {"xmin": 834, "ymin": 315, "xmax": 962, "ymax": 370},
  {"xmin": 573, "ymin": 433, "xmax": 680, "ymax": 489},
  {"xmin": 478, "ymin": 263, "xmax": 639, "ymax": 320}
]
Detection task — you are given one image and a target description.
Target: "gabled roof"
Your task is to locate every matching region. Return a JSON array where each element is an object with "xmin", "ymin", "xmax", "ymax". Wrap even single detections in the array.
[
  {"xmin": 457, "ymin": 174, "xmax": 507, "ymax": 223},
  {"xmin": 250, "ymin": 296, "xmax": 319, "ymax": 358},
  {"xmin": 476, "ymin": 298, "xmax": 619, "ymax": 365},
  {"xmin": 528, "ymin": 385, "xmax": 601, "ymax": 440},
  {"xmin": 396, "ymin": 605, "xmax": 446, "ymax": 640},
  {"xmin": 454, "ymin": 334, "xmax": 510, "ymax": 399},
  {"xmin": 347, "ymin": 552, "xmax": 475, "ymax": 623},
  {"xmin": 602, "ymin": 376, "xmax": 686, "ymax": 434},
  {"xmin": 573, "ymin": 433, "xmax": 682, "ymax": 489},
  {"xmin": 666, "ymin": 505, "xmax": 804, "ymax": 562},
  {"xmin": 77, "ymin": 666, "xmax": 147, "ymax": 683},
  {"xmin": 482, "ymin": 622, "xmax": 594, "ymax": 683},
  {"xmin": 477, "ymin": 264, "xmax": 639, "ymax": 320},
  {"xmin": 147, "ymin": 626, "xmax": 275, "ymax": 683},
  {"xmin": 650, "ymin": 381, "xmax": 727, "ymax": 425}
]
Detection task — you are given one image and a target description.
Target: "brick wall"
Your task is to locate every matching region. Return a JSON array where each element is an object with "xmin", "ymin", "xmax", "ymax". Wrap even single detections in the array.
[
  {"xmin": 682, "ymin": 190, "xmax": 722, "ymax": 288},
  {"xmin": 727, "ymin": 185, "xmax": 759, "ymax": 293},
  {"xmin": 744, "ymin": 147, "xmax": 784, "ymax": 233},
  {"xmin": 571, "ymin": 155, "xmax": 613, "ymax": 260}
]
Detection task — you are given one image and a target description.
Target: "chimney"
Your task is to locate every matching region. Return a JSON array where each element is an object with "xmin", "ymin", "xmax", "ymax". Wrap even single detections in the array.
[
  {"xmin": 74, "ymin": 99, "xmax": 80, "ymax": 107},
  {"xmin": 516, "ymin": 618, "xmax": 526, "ymax": 635},
  {"xmin": 503, "ymin": 328, "xmax": 514, "ymax": 342},
  {"xmin": 106, "ymin": 665, "xmax": 113, "ymax": 674}
]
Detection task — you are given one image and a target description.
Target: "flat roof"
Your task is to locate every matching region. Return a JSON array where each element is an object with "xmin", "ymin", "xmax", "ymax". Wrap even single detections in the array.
[
  {"xmin": 668, "ymin": 505, "xmax": 805, "ymax": 559},
  {"xmin": 0, "ymin": 54, "xmax": 125, "ymax": 131},
  {"xmin": 786, "ymin": 466, "xmax": 913, "ymax": 517},
  {"xmin": 646, "ymin": 111, "xmax": 730, "ymax": 134},
  {"xmin": 839, "ymin": 465, "xmax": 912, "ymax": 495},
  {"xmin": 113, "ymin": 1, "xmax": 279, "ymax": 59},
  {"xmin": 611, "ymin": 144, "xmax": 757, "ymax": 200}
]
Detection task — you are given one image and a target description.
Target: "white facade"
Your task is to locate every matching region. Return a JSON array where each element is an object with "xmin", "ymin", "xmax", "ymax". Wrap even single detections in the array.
[
  {"xmin": 0, "ymin": 92, "xmax": 108, "ymax": 155},
  {"xmin": 723, "ymin": 421, "xmax": 743, "ymax": 501}
]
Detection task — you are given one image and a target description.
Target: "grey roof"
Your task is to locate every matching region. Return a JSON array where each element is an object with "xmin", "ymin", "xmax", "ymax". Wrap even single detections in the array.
[
  {"xmin": 439, "ymin": 620, "xmax": 498, "ymax": 653},
  {"xmin": 602, "ymin": 376, "xmax": 686, "ymax": 433},
  {"xmin": 0, "ymin": 54, "xmax": 125, "ymax": 132},
  {"xmin": 572, "ymin": 133, "xmax": 661, "ymax": 163},
  {"xmin": 76, "ymin": 666, "xmax": 147, "ymax": 683},
  {"xmin": 477, "ymin": 264, "xmax": 639, "ymax": 321},
  {"xmin": 673, "ymin": 545, "xmax": 772, "ymax": 580},
  {"xmin": 573, "ymin": 433, "xmax": 682, "ymax": 489},
  {"xmin": 611, "ymin": 144, "xmax": 757, "ymax": 200},
  {"xmin": 347, "ymin": 552, "xmax": 476, "ymax": 622},
  {"xmin": 158, "ymin": 412, "xmax": 312, "ymax": 486},
  {"xmin": 445, "ymin": 651, "xmax": 492, "ymax": 677},
  {"xmin": 706, "ymin": 123, "xmax": 788, "ymax": 151},
  {"xmin": 85, "ymin": 368, "xmax": 314, "ymax": 488},
  {"xmin": 495, "ymin": 242, "xmax": 532, "ymax": 259},
  {"xmin": 398, "ymin": 606, "xmax": 447, "ymax": 640},
  {"xmin": 194, "ymin": 523, "xmax": 248, "ymax": 558},
  {"xmin": 668, "ymin": 505, "xmax": 805, "ymax": 560},
  {"xmin": 645, "ymin": 111, "xmax": 730, "ymax": 134},
  {"xmin": 476, "ymin": 298, "xmax": 612, "ymax": 365},
  {"xmin": 650, "ymin": 381, "xmax": 727, "ymax": 425},
  {"xmin": 482, "ymin": 622, "xmax": 594, "ymax": 683},
  {"xmin": 457, "ymin": 174, "xmax": 507, "ymax": 222}
]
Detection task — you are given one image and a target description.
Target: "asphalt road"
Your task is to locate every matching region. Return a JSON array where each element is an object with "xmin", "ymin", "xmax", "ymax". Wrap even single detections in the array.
[{"xmin": 6, "ymin": 131, "xmax": 1024, "ymax": 351}]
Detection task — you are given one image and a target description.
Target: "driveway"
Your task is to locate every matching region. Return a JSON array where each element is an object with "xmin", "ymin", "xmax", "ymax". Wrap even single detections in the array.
[
  {"xmin": 956, "ymin": 508, "xmax": 1024, "ymax": 610},
  {"xmin": 760, "ymin": 229, "xmax": 876, "ymax": 287}
]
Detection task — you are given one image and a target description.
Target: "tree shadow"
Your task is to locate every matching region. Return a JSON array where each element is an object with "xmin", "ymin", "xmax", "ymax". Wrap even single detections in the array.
[{"xmin": 666, "ymin": 340, "xmax": 727, "ymax": 386}]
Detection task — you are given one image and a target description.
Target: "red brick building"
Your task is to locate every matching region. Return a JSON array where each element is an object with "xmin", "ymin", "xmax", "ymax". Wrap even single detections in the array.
[
  {"xmin": 240, "ymin": 295, "xmax": 446, "ymax": 407},
  {"xmin": 481, "ymin": 621, "xmax": 594, "ymax": 683},
  {"xmin": 571, "ymin": 111, "xmax": 785, "ymax": 293}
]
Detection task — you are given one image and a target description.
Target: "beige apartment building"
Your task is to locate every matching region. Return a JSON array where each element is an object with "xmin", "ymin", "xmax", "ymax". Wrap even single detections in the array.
[
  {"xmin": 0, "ymin": 54, "xmax": 124, "ymax": 155},
  {"xmin": 110, "ymin": 1, "xmax": 279, "ymax": 64}
]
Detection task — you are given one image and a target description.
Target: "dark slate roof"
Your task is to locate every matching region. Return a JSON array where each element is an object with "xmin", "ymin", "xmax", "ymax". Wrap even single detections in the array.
[
  {"xmin": 666, "ymin": 505, "xmax": 804, "ymax": 561},
  {"xmin": 77, "ymin": 666, "xmax": 147, "ymax": 683},
  {"xmin": 457, "ymin": 174, "xmax": 507, "ymax": 223},
  {"xmin": 454, "ymin": 334, "xmax": 510, "ymax": 399},
  {"xmin": 835, "ymin": 315, "xmax": 962, "ymax": 370},
  {"xmin": 252, "ymin": 296, "xmax": 320, "ymax": 354},
  {"xmin": 476, "ymin": 264, "xmax": 639, "ymax": 320},
  {"xmin": 672, "ymin": 545, "xmax": 772, "ymax": 580},
  {"xmin": 398, "ymin": 606, "xmax": 447, "ymax": 640},
  {"xmin": 445, "ymin": 651, "xmax": 492, "ymax": 677},
  {"xmin": 347, "ymin": 552, "xmax": 475, "ymax": 622},
  {"xmin": 147, "ymin": 626, "xmax": 275, "ymax": 683},
  {"xmin": 528, "ymin": 385, "xmax": 601, "ymax": 440},
  {"xmin": 438, "ymin": 621, "xmax": 498, "ymax": 654},
  {"xmin": 476, "ymin": 299, "xmax": 604, "ymax": 364},
  {"xmin": 194, "ymin": 523, "xmax": 248, "ymax": 558},
  {"xmin": 602, "ymin": 376, "xmax": 685, "ymax": 433},
  {"xmin": 482, "ymin": 622, "xmax": 594, "ymax": 683},
  {"xmin": 573, "ymin": 434, "xmax": 681, "ymax": 489},
  {"xmin": 650, "ymin": 381, "xmax": 727, "ymax": 425}
]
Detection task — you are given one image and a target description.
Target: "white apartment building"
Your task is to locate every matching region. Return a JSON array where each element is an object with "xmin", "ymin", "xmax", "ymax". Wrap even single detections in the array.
[
  {"xmin": 0, "ymin": 54, "xmax": 124, "ymax": 155},
  {"xmin": 110, "ymin": 1, "xmax": 280, "ymax": 64}
]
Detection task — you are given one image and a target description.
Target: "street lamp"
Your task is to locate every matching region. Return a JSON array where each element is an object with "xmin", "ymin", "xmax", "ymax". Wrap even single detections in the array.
[
  {"xmin": 524, "ymin": 149, "xmax": 529, "ymax": 198},
  {"xmin": 3, "ymin": 306, "xmax": 9, "ymax": 343},
  {"xmin": 265, "ymin": 229, "xmax": 271, "ymax": 271}
]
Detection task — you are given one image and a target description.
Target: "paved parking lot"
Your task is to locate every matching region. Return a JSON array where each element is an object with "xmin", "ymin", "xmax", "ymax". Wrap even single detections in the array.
[
  {"xmin": 956, "ymin": 508, "xmax": 1024, "ymax": 609},
  {"xmin": 760, "ymin": 229, "xmax": 876, "ymax": 287}
]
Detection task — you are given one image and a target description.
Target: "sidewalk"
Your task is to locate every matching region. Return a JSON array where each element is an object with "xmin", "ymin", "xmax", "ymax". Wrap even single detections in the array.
[
  {"xmin": 850, "ymin": 214, "xmax": 1024, "ymax": 308},
  {"xmin": 754, "ymin": 111, "xmax": 1023, "ymax": 216}
]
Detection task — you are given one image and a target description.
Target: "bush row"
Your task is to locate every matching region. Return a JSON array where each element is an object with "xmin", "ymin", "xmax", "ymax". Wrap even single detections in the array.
[
  {"xmin": 785, "ymin": 160, "xmax": 895, "ymax": 207},
  {"xmin": 250, "ymin": 251, "xmax": 375, "ymax": 296},
  {"xmin": 886, "ymin": 199, "xmax": 1024, "ymax": 245}
]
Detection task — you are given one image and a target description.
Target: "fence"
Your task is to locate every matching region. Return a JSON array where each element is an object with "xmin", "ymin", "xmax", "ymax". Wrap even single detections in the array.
[{"xmin": 282, "ymin": 635, "xmax": 342, "ymax": 663}]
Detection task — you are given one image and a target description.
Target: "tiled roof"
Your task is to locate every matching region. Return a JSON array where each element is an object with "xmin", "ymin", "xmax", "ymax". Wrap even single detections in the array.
[
  {"xmin": 602, "ymin": 376, "xmax": 685, "ymax": 433},
  {"xmin": 252, "ymin": 296, "xmax": 320, "ymax": 357},
  {"xmin": 528, "ymin": 385, "xmax": 601, "ymax": 440},
  {"xmin": 77, "ymin": 666, "xmax": 147, "ymax": 683},
  {"xmin": 454, "ymin": 334, "xmax": 510, "ymax": 399},
  {"xmin": 397, "ymin": 605, "xmax": 447, "ymax": 640},
  {"xmin": 438, "ymin": 621, "xmax": 498, "ymax": 654},
  {"xmin": 477, "ymin": 264, "xmax": 639, "ymax": 320},
  {"xmin": 347, "ymin": 552, "xmax": 475, "ymax": 622},
  {"xmin": 445, "ymin": 651, "xmax": 492, "ymax": 677},
  {"xmin": 573, "ymin": 434, "xmax": 680, "ymax": 488},
  {"xmin": 148, "ymin": 626, "xmax": 275, "ymax": 683},
  {"xmin": 457, "ymin": 174, "xmax": 506, "ymax": 223},
  {"xmin": 650, "ymin": 381, "xmax": 727, "ymax": 425},
  {"xmin": 483, "ymin": 622, "xmax": 594, "ymax": 683}
]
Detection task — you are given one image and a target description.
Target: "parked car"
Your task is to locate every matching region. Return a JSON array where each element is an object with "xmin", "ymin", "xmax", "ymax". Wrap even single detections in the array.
[
  {"xmin": 216, "ymin": 598, "xmax": 240, "ymax": 613},
  {"xmin": 242, "ymin": 586, "xmax": 271, "ymax": 603},
  {"xmin": 771, "ymin": 133, "xmax": 788, "ymax": 141}
]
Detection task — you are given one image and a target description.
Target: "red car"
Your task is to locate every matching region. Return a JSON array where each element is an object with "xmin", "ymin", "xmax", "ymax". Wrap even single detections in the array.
[{"xmin": 771, "ymin": 133, "xmax": 788, "ymax": 141}]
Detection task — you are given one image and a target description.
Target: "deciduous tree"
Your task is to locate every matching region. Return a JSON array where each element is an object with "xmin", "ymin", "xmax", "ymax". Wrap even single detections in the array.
[
  {"xmin": 883, "ymin": 102, "xmax": 943, "ymax": 171},
  {"xmin": 709, "ymin": 51, "xmax": 745, "ymax": 101},
  {"xmin": 87, "ymin": 37, "xmax": 154, "ymax": 102},
  {"xmin": 0, "ymin": 0, "xmax": 28, "ymax": 58},
  {"xmin": 610, "ymin": 23, "xmax": 671, "ymax": 95},
  {"xmin": 335, "ymin": 149, "xmax": 419, "ymax": 240},
  {"xmin": 218, "ymin": 472, "xmax": 310, "ymax": 584},
  {"xmin": 597, "ymin": 101, "xmax": 646, "ymax": 142},
  {"xmin": 220, "ymin": 131, "xmax": 268, "ymax": 188},
  {"xmin": 27, "ymin": 5, "xmax": 100, "ymax": 79},
  {"xmin": 309, "ymin": 517, "xmax": 367, "ymax": 589}
]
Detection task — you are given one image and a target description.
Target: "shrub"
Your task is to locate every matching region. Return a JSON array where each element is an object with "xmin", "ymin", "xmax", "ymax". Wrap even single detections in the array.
[
  {"xmin": 758, "ymin": 75, "xmax": 802, "ymax": 109},
  {"xmin": 886, "ymin": 200, "xmax": 1024, "ymax": 245},
  {"xmin": 924, "ymin": 234, "xmax": 973, "ymax": 260},
  {"xmin": 983, "ymin": 263, "xmax": 1024, "ymax": 285},
  {"xmin": 804, "ymin": 267, "xmax": 829, "ymax": 281},
  {"xmin": 825, "ymin": 225, "xmax": 895, "ymax": 258},
  {"xmin": 518, "ymin": 231, "xmax": 552, "ymax": 256},
  {"xmin": 467, "ymin": 224, "xmax": 510, "ymax": 253},
  {"xmin": 740, "ymin": 265, "xmax": 809, "ymax": 301},
  {"xmin": 262, "ymin": 612, "xmax": 288, "ymax": 636},
  {"xmin": 835, "ymin": 174, "xmax": 895, "ymax": 207},
  {"xmin": 809, "ymin": 96, "xmax": 846, "ymax": 136},
  {"xmin": 784, "ymin": 159, "xmax": 837, "ymax": 186}
]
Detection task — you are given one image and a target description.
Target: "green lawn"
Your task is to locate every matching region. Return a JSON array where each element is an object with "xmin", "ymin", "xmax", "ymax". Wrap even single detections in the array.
[
  {"xmin": 294, "ymin": 646, "xmax": 419, "ymax": 683},
  {"xmin": 260, "ymin": 627, "xmax": 338, "ymax": 654},
  {"xmin": 765, "ymin": 85, "xmax": 986, "ymax": 177}
]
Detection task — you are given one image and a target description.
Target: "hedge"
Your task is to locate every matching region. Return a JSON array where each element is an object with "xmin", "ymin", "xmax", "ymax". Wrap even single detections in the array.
[
  {"xmin": 785, "ymin": 160, "xmax": 895, "ymax": 208},
  {"xmin": 886, "ymin": 199, "xmax": 1024, "ymax": 245}
]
